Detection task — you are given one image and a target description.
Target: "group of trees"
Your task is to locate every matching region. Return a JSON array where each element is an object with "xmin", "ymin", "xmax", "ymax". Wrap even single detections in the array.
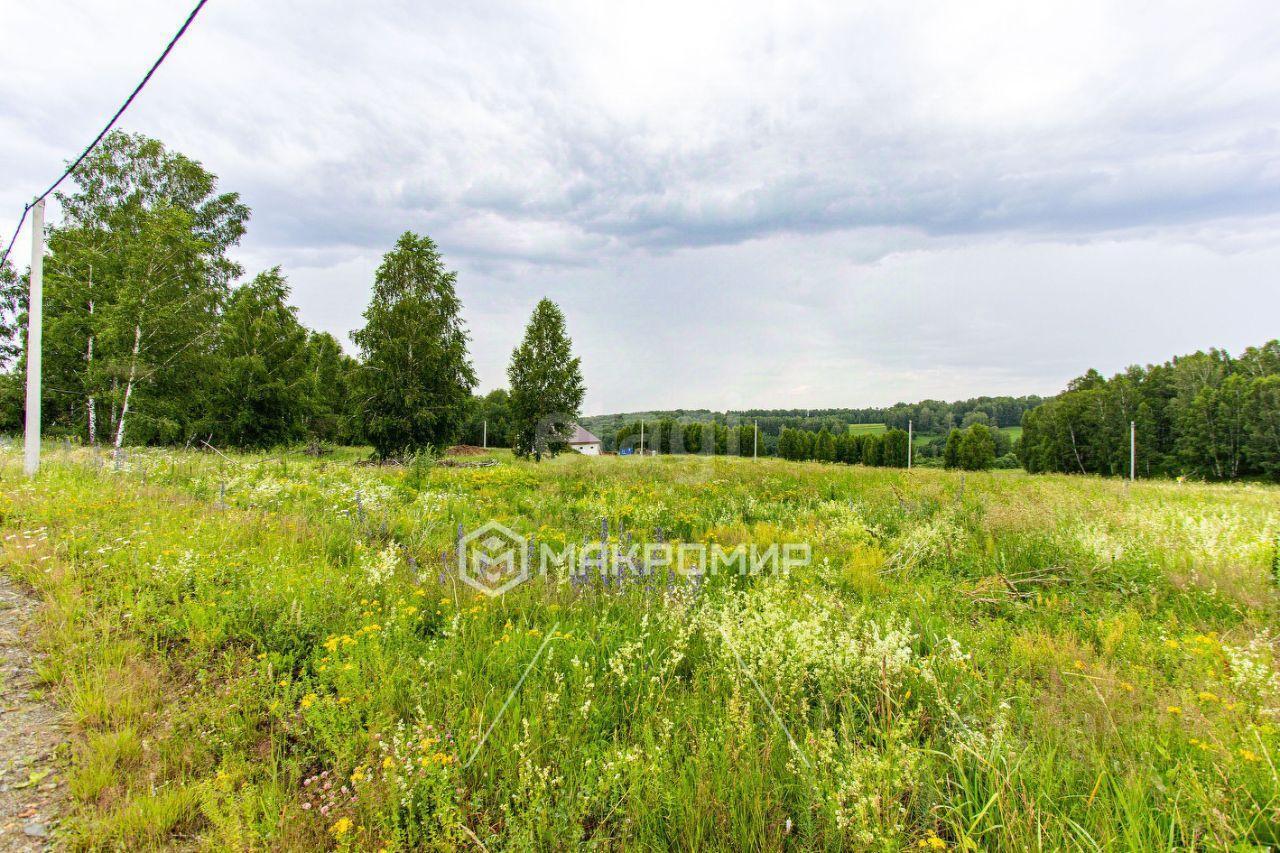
[
  {"xmin": 1020, "ymin": 341, "xmax": 1280, "ymax": 480},
  {"xmin": 0, "ymin": 131, "xmax": 586, "ymax": 461},
  {"xmin": 941, "ymin": 423, "xmax": 1000, "ymax": 470},
  {"xmin": 614, "ymin": 420, "xmax": 758, "ymax": 456},
  {"xmin": 0, "ymin": 132, "xmax": 364, "ymax": 449},
  {"xmin": 588, "ymin": 396, "xmax": 1043, "ymax": 455},
  {"xmin": 777, "ymin": 427, "xmax": 912, "ymax": 467}
]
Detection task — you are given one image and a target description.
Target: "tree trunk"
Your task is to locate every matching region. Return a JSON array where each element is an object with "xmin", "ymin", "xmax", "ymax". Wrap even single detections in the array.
[
  {"xmin": 85, "ymin": 277, "xmax": 96, "ymax": 445},
  {"xmin": 114, "ymin": 323, "xmax": 142, "ymax": 450}
]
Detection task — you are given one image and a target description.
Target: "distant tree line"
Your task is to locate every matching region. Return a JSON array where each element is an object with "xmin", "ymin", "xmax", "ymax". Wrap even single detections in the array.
[
  {"xmin": 0, "ymin": 132, "xmax": 585, "ymax": 460},
  {"xmin": 1020, "ymin": 341, "xmax": 1280, "ymax": 480},
  {"xmin": 586, "ymin": 396, "xmax": 1042, "ymax": 453}
]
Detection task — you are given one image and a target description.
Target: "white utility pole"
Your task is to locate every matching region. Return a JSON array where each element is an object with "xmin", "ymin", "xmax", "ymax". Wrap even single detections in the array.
[
  {"xmin": 1129, "ymin": 420, "xmax": 1135, "ymax": 482},
  {"xmin": 753, "ymin": 420, "xmax": 758, "ymax": 460},
  {"xmin": 23, "ymin": 199, "xmax": 45, "ymax": 477},
  {"xmin": 907, "ymin": 420, "xmax": 913, "ymax": 470},
  {"xmin": 482, "ymin": 420, "xmax": 487, "ymax": 449},
  {"xmin": 639, "ymin": 421, "xmax": 645, "ymax": 455}
]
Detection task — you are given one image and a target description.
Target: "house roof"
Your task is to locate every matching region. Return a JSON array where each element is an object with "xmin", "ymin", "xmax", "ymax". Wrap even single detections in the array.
[{"xmin": 568, "ymin": 424, "xmax": 600, "ymax": 445}]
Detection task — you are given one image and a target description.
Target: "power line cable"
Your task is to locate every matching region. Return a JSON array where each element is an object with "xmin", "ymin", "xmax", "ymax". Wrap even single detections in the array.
[{"xmin": 0, "ymin": 0, "xmax": 211, "ymax": 268}]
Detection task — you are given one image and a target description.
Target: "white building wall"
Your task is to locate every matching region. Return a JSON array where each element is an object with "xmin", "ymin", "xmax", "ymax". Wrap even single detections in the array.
[{"xmin": 572, "ymin": 442, "xmax": 601, "ymax": 456}]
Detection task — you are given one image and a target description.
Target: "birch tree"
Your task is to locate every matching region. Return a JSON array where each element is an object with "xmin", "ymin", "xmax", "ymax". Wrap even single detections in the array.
[
  {"xmin": 42, "ymin": 131, "xmax": 248, "ymax": 445},
  {"xmin": 352, "ymin": 232, "xmax": 476, "ymax": 459}
]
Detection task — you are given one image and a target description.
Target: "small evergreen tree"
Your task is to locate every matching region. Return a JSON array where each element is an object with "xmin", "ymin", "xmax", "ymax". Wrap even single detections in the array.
[{"xmin": 508, "ymin": 299, "xmax": 585, "ymax": 461}]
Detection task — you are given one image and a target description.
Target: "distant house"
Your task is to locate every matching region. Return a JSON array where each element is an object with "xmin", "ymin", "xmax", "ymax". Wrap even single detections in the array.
[{"xmin": 567, "ymin": 424, "xmax": 602, "ymax": 456}]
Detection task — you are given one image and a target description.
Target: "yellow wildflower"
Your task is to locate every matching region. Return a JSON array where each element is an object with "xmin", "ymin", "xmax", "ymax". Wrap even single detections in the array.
[
  {"xmin": 300, "ymin": 693, "xmax": 318, "ymax": 709},
  {"xmin": 329, "ymin": 816, "xmax": 352, "ymax": 837},
  {"xmin": 1166, "ymin": 705, "xmax": 1182, "ymax": 715}
]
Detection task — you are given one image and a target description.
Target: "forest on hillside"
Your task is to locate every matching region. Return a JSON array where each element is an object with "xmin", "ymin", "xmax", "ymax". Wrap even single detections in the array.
[
  {"xmin": 580, "ymin": 395, "xmax": 1041, "ymax": 453},
  {"xmin": 1021, "ymin": 342, "xmax": 1280, "ymax": 480}
]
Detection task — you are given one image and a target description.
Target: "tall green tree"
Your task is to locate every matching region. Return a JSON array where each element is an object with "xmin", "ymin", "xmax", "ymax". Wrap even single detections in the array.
[
  {"xmin": 1246, "ymin": 375, "xmax": 1280, "ymax": 478},
  {"xmin": 508, "ymin": 298, "xmax": 585, "ymax": 461},
  {"xmin": 861, "ymin": 434, "xmax": 882, "ymax": 466},
  {"xmin": 814, "ymin": 428, "xmax": 836, "ymax": 462},
  {"xmin": 0, "ymin": 259, "xmax": 19, "ymax": 367},
  {"xmin": 943, "ymin": 429, "xmax": 962, "ymax": 469},
  {"xmin": 882, "ymin": 428, "xmax": 909, "ymax": 467},
  {"xmin": 303, "ymin": 331, "xmax": 362, "ymax": 445},
  {"xmin": 209, "ymin": 268, "xmax": 311, "ymax": 448},
  {"xmin": 461, "ymin": 389, "xmax": 513, "ymax": 449},
  {"xmin": 42, "ymin": 131, "xmax": 249, "ymax": 446},
  {"xmin": 352, "ymin": 232, "xmax": 476, "ymax": 459},
  {"xmin": 958, "ymin": 423, "xmax": 996, "ymax": 470},
  {"xmin": 0, "ymin": 260, "xmax": 20, "ymax": 433}
]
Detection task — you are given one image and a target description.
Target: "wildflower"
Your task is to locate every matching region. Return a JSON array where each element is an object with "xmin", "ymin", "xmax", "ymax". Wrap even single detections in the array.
[
  {"xmin": 329, "ymin": 816, "xmax": 352, "ymax": 837},
  {"xmin": 300, "ymin": 693, "xmax": 318, "ymax": 709},
  {"xmin": 1167, "ymin": 705, "xmax": 1182, "ymax": 715},
  {"xmin": 1197, "ymin": 691, "xmax": 1219, "ymax": 703},
  {"xmin": 1238, "ymin": 748, "xmax": 1261, "ymax": 763},
  {"xmin": 1164, "ymin": 639, "xmax": 1180, "ymax": 650}
]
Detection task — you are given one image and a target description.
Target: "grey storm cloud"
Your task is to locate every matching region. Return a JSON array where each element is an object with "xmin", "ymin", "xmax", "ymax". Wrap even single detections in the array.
[{"xmin": 3, "ymin": 0, "xmax": 1280, "ymax": 413}]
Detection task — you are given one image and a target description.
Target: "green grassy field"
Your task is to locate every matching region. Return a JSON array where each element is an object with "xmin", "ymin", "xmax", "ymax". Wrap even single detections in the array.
[
  {"xmin": 1, "ymin": 443, "xmax": 1277, "ymax": 850},
  {"xmin": 847, "ymin": 423, "xmax": 887, "ymax": 436}
]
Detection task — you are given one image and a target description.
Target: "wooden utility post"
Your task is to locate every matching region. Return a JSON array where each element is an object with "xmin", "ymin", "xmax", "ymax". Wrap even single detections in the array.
[
  {"xmin": 907, "ymin": 420, "xmax": 913, "ymax": 470},
  {"xmin": 23, "ymin": 199, "xmax": 44, "ymax": 477}
]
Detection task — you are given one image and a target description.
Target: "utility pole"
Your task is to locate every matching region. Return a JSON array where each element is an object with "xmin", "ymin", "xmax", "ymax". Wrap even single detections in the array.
[
  {"xmin": 23, "ymin": 200, "xmax": 44, "ymax": 477},
  {"xmin": 907, "ymin": 420, "xmax": 913, "ymax": 470},
  {"xmin": 482, "ymin": 420, "xmax": 487, "ymax": 449},
  {"xmin": 1130, "ymin": 420, "xmax": 1135, "ymax": 482},
  {"xmin": 753, "ymin": 419, "xmax": 758, "ymax": 460},
  {"xmin": 639, "ymin": 421, "xmax": 645, "ymax": 455}
]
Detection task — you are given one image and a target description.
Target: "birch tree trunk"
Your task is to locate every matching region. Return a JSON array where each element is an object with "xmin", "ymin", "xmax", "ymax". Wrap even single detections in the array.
[
  {"xmin": 85, "ymin": 270, "xmax": 96, "ymax": 445},
  {"xmin": 113, "ymin": 323, "xmax": 142, "ymax": 450}
]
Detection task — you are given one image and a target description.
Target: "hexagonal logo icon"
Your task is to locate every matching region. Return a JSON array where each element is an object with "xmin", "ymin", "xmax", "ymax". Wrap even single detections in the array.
[{"xmin": 458, "ymin": 521, "xmax": 529, "ymax": 597}]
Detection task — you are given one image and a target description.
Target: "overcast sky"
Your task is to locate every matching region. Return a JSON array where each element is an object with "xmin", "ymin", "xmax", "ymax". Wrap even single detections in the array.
[{"xmin": 3, "ymin": 1, "xmax": 1279, "ymax": 414}]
